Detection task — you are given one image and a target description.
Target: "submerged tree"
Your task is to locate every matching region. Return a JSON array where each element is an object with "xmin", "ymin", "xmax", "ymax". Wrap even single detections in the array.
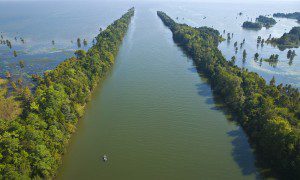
[
  {"xmin": 77, "ymin": 38, "xmax": 81, "ymax": 48},
  {"xmin": 230, "ymin": 56, "xmax": 236, "ymax": 65},
  {"xmin": 261, "ymin": 39, "xmax": 265, "ymax": 46},
  {"xmin": 287, "ymin": 50, "xmax": 296, "ymax": 60},
  {"xmin": 267, "ymin": 34, "xmax": 272, "ymax": 41},
  {"xmin": 5, "ymin": 71, "xmax": 11, "ymax": 79},
  {"xmin": 227, "ymin": 33, "xmax": 231, "ymax": 41},
  {"xmin": 83, "ymin": 39, "xmax": 88, "ymax": 46},
  {"xmin": 257, "ymin": 36, "xmax": 262, "ymax": 44},
  {"xmin": 19, "ymin": 60, "xmax": 25, "ymax": 69},
  {"xmin": 6, "ymin": 40, "xmax": 12, "ymax": 49},
  {"xmin": 13, "ymin": 50, "xmax": 17, "ymax": 57},
  {"xmin": 254, "ymin": 52, "xmax": 259, "ymax": 60},
  {"xmin": 243, "ymin": 49, "xmax": 247, "ymax": 60},
  {"xmin": 20, "ymin": 38, "xmax": 25, "ymax": 44}
]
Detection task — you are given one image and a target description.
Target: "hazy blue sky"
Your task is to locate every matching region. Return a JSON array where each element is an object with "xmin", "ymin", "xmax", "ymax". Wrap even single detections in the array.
[{"xmin": 0, "ymin": 0, "xmax": 299, "ymax": 2}]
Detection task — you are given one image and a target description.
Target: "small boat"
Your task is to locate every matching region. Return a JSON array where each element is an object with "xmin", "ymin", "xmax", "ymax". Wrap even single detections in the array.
[{"xmin": 102, "ymin": 155, "xmax": 108, "ymax": 162}]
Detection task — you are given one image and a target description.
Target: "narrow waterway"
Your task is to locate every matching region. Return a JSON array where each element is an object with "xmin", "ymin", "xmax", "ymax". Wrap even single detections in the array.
[{"xmin": 58, "ymin": 7, "xmax": 259, "ymax": 180}]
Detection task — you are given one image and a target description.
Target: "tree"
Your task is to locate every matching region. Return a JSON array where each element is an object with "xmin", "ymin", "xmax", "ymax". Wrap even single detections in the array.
[
  {"xmin": 83, "ymin": 39, "xmax": 88, "ymax": 46},
  {"xmin": 287, "ymin": 50, "xmax": 292, "ymax": 59},
  {"xmin": 77, "ymin": 38, "xmax": 81, "ymax": 48},
  {"xmin": 227, "ymin": 33, "xmax": 231, "ymax": 41},
  {"xmin": 19, "ymin": 60, "xmax": 25, "ymax": 69},
  {"xmin": 243, "ymin": 49, "xmax": 247, "ymax": 60},
  {"xmin": 13, "ymin": 50, "xmax": 17, "ymax": 57},
  {"xmin": 74, "ymin": 50, "xmax": 86, "ymax": 59},
  {"xmin": 254, "ymin": 52, "xmax": 259, "ymax": 60},
  {"xmin": 17, "ymin": 78, "xmax": 23, "ymax": 87},
  {"xmin": 5, "ymin": 71, "xmax": 11, "ymax": 79},
  {"xmin": 234, "ymin": 41, "xmax": 238, "ymax": 47},
  {"xmin": 270, "ymin": 76, "xmax": 276, "ymax": 86},
  {"xmin": 230, "ymin": 56, "xmax": 236, "ymax": 65},
  {"xmin": 257, "ymin": 36, "xmax": 261, "ymax": 43}
]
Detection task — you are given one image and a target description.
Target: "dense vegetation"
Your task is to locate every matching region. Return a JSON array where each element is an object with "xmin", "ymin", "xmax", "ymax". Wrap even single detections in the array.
[
  {"xmin": 263, "ymin": 54, "xmax": 279, "ymax": 67},
  {"xmin": 157, "ymin": 11, "xmax": 300, "ymax": 179},
  {"xmin": 273, "ymin": 12, "xmax": 300, "ymax": 22},
  {"xmin": 0, "ymin": 8, "xmax": 134, "ymax": 179},
  {"xmin": 267, "ymin": 26, "xmax": 300, "ymax": 50},
  {"xmin": 256, "ymin": 15, "xmax": 277, "ymax": 27},
  {"xmin": 242, "ymin": 21, "xmax": 262, "ymax": 29}
]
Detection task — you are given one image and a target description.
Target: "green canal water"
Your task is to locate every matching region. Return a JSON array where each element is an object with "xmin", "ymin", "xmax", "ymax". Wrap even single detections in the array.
[{"xmin": 58, "ymin": 7, "xmax": 260, "ymax": 180}]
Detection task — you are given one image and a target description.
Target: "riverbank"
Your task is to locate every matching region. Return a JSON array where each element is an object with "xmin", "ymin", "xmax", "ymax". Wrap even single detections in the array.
[
  {"xmin": 157, "ymin": 11, "xmax": 300, "ymax": 179},
  {"xmin": 0, "ymin": 8, "xmax": 134, "ymax": 179},
  {"xmin": 58, "ymin": 7, "xmax": 259, "ymax": 179}
]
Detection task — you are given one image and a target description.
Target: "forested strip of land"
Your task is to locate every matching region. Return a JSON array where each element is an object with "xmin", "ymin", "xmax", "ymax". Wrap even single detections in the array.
[
  {"xmin": 158, "ymin": 11, "xmax": 300, "ymax": 179},
  {"xmin": 0, "ymin": 8, "xmax": 134, "ymax": 179}
]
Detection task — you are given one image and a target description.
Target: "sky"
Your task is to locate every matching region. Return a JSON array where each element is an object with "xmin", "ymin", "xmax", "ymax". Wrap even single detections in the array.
[{"xmin": 0, "ymin": 0, "xmax": 299, "ymax": 2}]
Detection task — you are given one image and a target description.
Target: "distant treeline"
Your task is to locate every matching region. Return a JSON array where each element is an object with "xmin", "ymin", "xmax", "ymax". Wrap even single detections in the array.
[
  {"xmin": 256, "ymin": 15, "xmax": 276, "ymax": 27},
  {"xmin": 0, "ymin": 8, "xmax": 134, "ymax": 179},
  {"xmin": 273, "ymin": 12, "xmax": 300, "ymax": 22},
  {"xmin": 242, "ymin": 21, "xmax": 262, "ymax": 29},
  {"xmin": 157, "ymin": 11, "xmax": 300, "ymax": 179},
  {"xmin": 267, "ymin": 26, "xmax": 300, "ymax": 50},
  {"xmin": 242, "ymin": 15, "xmax": 276, "ymax": 29}
]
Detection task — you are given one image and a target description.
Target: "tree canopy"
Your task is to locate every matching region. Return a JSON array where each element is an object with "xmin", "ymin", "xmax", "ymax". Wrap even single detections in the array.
[
  {"xmin": 158, "ymin": 11, "xmax": 300, "ymax": 179},
  {"xmin": 0, "ymin": 7, "xmax": 134, "ymax": 179}
]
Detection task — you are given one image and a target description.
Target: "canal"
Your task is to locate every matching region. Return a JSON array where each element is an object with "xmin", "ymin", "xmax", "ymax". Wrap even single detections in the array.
[{"xmin": 58, "ymin": 6, "xmax": 259, "ymax": 180}]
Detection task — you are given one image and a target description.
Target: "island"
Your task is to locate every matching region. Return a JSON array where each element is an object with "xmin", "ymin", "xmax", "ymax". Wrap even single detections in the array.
[
  {"xmin": 0, "ymin": 8, "xmax": 134, "ymax": 179},
  {"xmin": 256, "ymin": 15, "xmax": 277, "ymax": 27},
  {"xmin": 273, "ymin": 12, "xmax": 300, "ymax": 22},
  {"xmin": 158, "ymin": 11, "xmax": 300, "ymax": 179},
  {"xmin": 267, "ymin": 26, "xmax": 300, "ymax": 50},
  {"xmin": 242, "ymin": 21, "xmax": 262, "ymax": 29}
]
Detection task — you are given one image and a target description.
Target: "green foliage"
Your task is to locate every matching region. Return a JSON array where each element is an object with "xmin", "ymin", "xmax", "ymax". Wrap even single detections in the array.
[
  {"xmin": 263, "ymin": 54, "xmax": 279, "ymax": 67},
  {"xmin": 0, "ymin": 8, "xmax": 134, "ymax": 178},
  {"xmin": 74, "ymin": 49, "xmax": 86, "ymax": 59},
  {"xmin": 0, "ymin": 79, "xmax": 22, "ymax": 121},
  {"xmin": 158, "ymin": 11, "xmax": 300, "ymax": 179},
  {"xmin": 242, "ymin": 21, "xmax": 262, "ymax": 29},
  {"xmin": 267, "ymin": 26, "xmax": 300, "ymax": 50},
  {"xmin": 273, "ymin": 12, "xmax": 300, "ymax": 21},
  {"xmin": 13, "ymin": 50, "xmax": 17, "ymax": 57},
  {"xmin": 256, "ymin": 15, "xmax": 277, "ymax": 27}
]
